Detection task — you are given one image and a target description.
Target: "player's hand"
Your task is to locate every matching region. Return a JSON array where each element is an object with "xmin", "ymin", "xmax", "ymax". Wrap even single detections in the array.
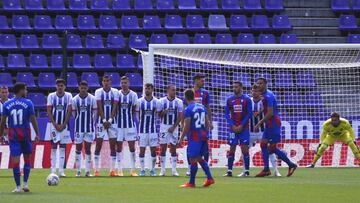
[
  {"xmin": 253, "ymin": 111, "xmax": 260, "ymax": 117},
  {"xmin": 103, "ymin": 122, "xmax": 111, "ymax": 129},
  {"xmin": 168, "ymin": 126, "xmax": 175, "ymax": 133},
  {"xmin": 34, "ymin": 134, "xmax": 40, "ymax": 142},
  {"xmin": 55, "ymin": 124, "xmax": 62, "ymax": 132},
  {"xmin": 231, "ymin": 125, "xmax": 237, "ymax": 133},
  {"xmin": 254, "ymin": 121, "xmax": 263, "ymax": 131},
  {"xmin": 59, "ymin": 124, "xmax": 66, "ymax": 132},
  {"xmin": 237, "ymin": 125, "xmax": 243, "ymax": 133},
  {"xmin": 209, "ymin": 122, "xmax": 214, "ymax": 130}
]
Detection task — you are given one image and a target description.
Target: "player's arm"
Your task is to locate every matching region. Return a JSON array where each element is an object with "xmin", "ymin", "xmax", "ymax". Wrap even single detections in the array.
[
  {"xmin": 224, "ymin": 98, "xmax": 236, "ymax": 132},
  {"xmin": 111, "ymin": 92, "xmax": 119, "ymax": 122},
  {"xmin": 205, "ymin": 91, "xmax": 213, "ymax": 130},
  {"xmin": 255, "ymin": 96, "xmax": 273, "ymax": 130},
  {"xmin": 240, "ymin": 97, "xmax": 253, "ymax": 131},
  {"xmin": 178, "ymin": 117, "xmax": 190, "ymax": 144},
  {"xmin": 30, "ymin": 115, "xmax": 40, "ymax": 142},
  {"xmin": 0, "ymin": 115, "xmax": 7, "ymax": 139},
  {"xmin": 46, "ymin": 95, "xmax": 59, "ymax": 131},
  {"xmin": 344, "ymin": 121, "xmax": 356, "ymax": 140},
  {"xmin": 95, "ymin": 91, "xmax": 107, "ymax": 127}
]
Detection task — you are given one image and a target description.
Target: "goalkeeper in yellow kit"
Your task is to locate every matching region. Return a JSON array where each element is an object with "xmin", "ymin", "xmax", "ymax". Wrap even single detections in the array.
[{"xmin": 306, "ymin": 112, "xmax": 360, "ymax": 168}]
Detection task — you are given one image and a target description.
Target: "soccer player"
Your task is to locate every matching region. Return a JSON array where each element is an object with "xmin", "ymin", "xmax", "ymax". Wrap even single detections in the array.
[
  {"xmin": 223, "ymin": 81, "xmax": 252, "ymax": 177},
  {"xmin": 158, "ymin": 84, "xmax": 183, "ymax": 176},
  {"xmin": 306, "ymin": 112, "xmax": 360, "ymax": 168},
  {"xmin": 71, "ymin": 81, "xmax": 97, "ymax": 177},
  {"xmin": 136, "ymin": 83, "xmax": 160, "ymax": 176},
  {"xmin": 255, "ymin": 77, "xmax": 297, "ymax": 177},
  {"xmin": 178, "ymin": 89, "xmax": 214, "ymax": 188},
  {"xmin": 47, "ymin": 79, "xmax": 73, "ymax": 177},
  {"xmin": 93, "ymin": 75, "xmax": 119, "ymax": 177},
  {"xmin": 0, "ymin": 86, "xmax": 10, "ymax": 144},
  {"xmin": 0, "ymin": 82, "xmax": 40, "ymax": 193},
  {"xmin": 115, "ymin": 76, "xmax": 139, "ymax": 177}
]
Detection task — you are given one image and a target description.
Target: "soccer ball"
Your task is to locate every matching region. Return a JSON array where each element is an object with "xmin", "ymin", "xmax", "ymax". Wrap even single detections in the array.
[{"xmin": 47, "ymin": 173, "xmax": 60, "ymax": 186}]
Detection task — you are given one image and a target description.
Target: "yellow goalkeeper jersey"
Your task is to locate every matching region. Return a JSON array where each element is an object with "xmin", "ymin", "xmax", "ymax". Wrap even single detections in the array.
[{"xmin": 320, "ymin": 118, "xmax": 355, "ymax": 142}]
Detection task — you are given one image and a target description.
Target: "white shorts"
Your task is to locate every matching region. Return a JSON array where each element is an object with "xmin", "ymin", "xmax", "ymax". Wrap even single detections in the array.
[
  {"xmin": 96, "ymin": 124, "xmax": 118, "ymax": 139},
  {"xmin": 74, "ymin": 132, "xmax": 95, "ymax": 144},
  {"xmin": 250, "ymin": 132, "xmax": 263, "ymax": 146},
  {"xmin": 50, "ymin": 125, "xmax": 72, "ymax": 144},
  {"xmin": 117, "ymin": 127, "xmax": 137, "ymax": 142},
  {"xmin": 159, "ymin": 132, "xmax": 178, "ymax": 145},
  {"xmin": 139, "ymin": 133, "xmax": 158, "ymax": 147}
]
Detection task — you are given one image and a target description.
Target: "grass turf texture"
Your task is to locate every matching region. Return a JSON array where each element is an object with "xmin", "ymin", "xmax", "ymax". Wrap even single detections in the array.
[{"xmin": 0, "ymin": 168, "xmax": 359, "ymax": 203}]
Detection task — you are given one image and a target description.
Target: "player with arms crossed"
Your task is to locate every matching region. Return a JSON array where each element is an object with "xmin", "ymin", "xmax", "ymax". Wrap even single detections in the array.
[
  {"xmin": 47, "ymin": 79, "xmax": 73, "ymax": 177},
  {"xmin": 158, "ymin": 85, "xmax": 183, "ymax": 176},
  {"xmin": 72, "ymin": 81, "xmax": 97, "ymax": 177},
  {"xmin": 115, "ymin": 76, "xmax": 139, "ymax": 176},
  {"xmin": 179, "ymin": 89, "xmax": 214, "ymax": 188},
  {"xmin": 255, "ymin": 78, "xmax": 297, "ymax": 177},
  {"xmin": 0, "ymin": 86, "xmax": 10, "ymax": 144},
  {"xmin": 223, "ymin": 81, "xmax": 252, "ymax": 177},
  {"xmin": 0, "ymin": 82, "xmax": 40, "ymax": 193},
  {"xmin": 307, "ymin": 112, "xmax": 360, "ymax": 168},
  {"xmin": 93, "ymin": 75, "xmax": 119, "ymax": 177},
  {"xmin": 136, "ymin": 83, "xmax": 160, "ymax": 176}
]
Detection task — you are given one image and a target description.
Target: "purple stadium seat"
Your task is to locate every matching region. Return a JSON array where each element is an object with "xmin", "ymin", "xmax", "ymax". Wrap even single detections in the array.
[
  {"xmin": 3, "ymin": 0, "xmax": 22, "ymax": 10},
  {"xmin": 283, "ymin": 92, "xmax": 303, "ymax": 106},
  {"xmin": 34, "ymin": 15, "xmax": 54, "ymax": 31},
  {"xmin": 208, "ymin": 15, "xmax": 228, "ymax": 30},
  {"xmin": 66, "ymin": 72, "xmax": 78, "ymax": 89},
  {"xmin": 280, "ymin": 34, "xmax": 298, "ymax": 44},
  {"xmin": 69, "ymin": 0, "xmax": 88, "ymax": 11},
  {"xmin": 237, "ymin": 33, "xmax": 255, "ymax": 44},
  {"xmin": 251, "ymin": 15, "xmax": 270, "ymax": 30},
  {"xmin": 16, "ymin": 73, "xmax": 36, "ymax": 88},
  {"xmin": 200, "ymin": 0, "xmax": 219, "ymax": 11},
  {"xmin": 29, "ymin": 54, "xmax": 48, "ymax": 69},
  {"xmin": 167, "ymin": 73, "xmax": 186, "ymax": 87},
  {"xmin": 20, "ymin": 34, "xmax": 39, "ymax": 49},
  {"xmin": 304, "ymin": 92, "xmax": 324, "ymax": 106},
  {"xmin": 244, "ymin": 0, "xmax": 262, "ymax": 11},
  {"xmin": 78, "ymin": 15, "xmax": 97, "ymax": 31},
  {"xmin": 353, "ymin": 0, "xmax": 360, "ymax": 11},
  {"xmin": 125, "ymin": 73, "xmax": 143, "ymax": 88},
  {"xmin": 194, "ymin": 34, "xmax": 212, "ymax": 44},
  {"xmin": 12, "ymin": 15, "xmax": 31, "ymax": 31},
  {"xmin": 254, "ymin": 72, "xmax": 273, "ymax": 87},
  {"xmin": 51, "ymin": 55, "xmax": 65, "ymax": 69},
  {"xmin": 186, "ymin": 15, "xmax": 205, "ymax": 31},
  {"xmin": 47, "ymin": 0, "xmax": 65, "ymax": 11},
  {"xmin": 86, "ymin": 34, "xmax": 104, "ymax": 49},
  {"xmin": 229, "ymin": 15, "xmax": 249, "ymax": 31},
  {"xmin": 143, "ymin": 15, "xmax": 162, "ymax": 31},
  {"xmin": 172, "ymin": 34, "xmax": 190, "ymax": 44},
  {"xmin": 116, "ymin": 54, "xmax": 135, "ymax": 69},
  {"xmin": 0, "ymin": 56, "xmax": 4, "ymax": 68},
  {"xmin": 296, "ymin": 72, "xmax": 316, "ymax": 87},
  {"xmin": 107, "ymin": 34, "xmax": 126, "ymax": 50},
  {"xmin": 134, "ymin": 0, "xmax": 153, "ymax": 10},
  {"xmin": 159, "ymin": 56, "xmax": 179, "ymax": 68},
  {"xmin": 258, "ymin": 34, "xmax": 276, "ymax": 44},
  {"xmin": 267, "ymin": 53, "xmax": 286, "ymax": 63},
  {"xmin": 0, "ymin": 73, "xmax": 13, "ymax": 88},
  {"xmin": 99, "ymin": 15, "xmax": 118, "ymax": 30},
  {"xmin": 165, "ymin": 15, "xmax": 183, "ymax": 30},
  {"xmin": 222, "ymin": 0, "xmax": 240, "ymax": 11},
  {"xmin": 67, "ymin": 34, "xmax": 83, "ymax": 49},
  {"xmin": 233, "ymin": 72, "xmax": 251, "ymax": 87},
  {"xmin": 272, "ymin": 15, "xmax": 292, "ymax": 31},
  {"xmin": 275, "ymin": 72, "xmax": 294, "ymax": 87},
  {"xmin": 137, "ymin": 56, "xmax": 143, "ymax": 69},
  {"xmin": 150, "ymin": 34, "xmax": 168, "ymax": 44},
  {"xmin": 331, "ymin": 0, "xmax": 350, "ymax": 12},
  {"xmin": 348, "ymin": 34, "xmax": 360, "ymax": 43},
  {"xmin": 28, "ymin": 93, "xmax": 46, "ymax": 108},
  {"xmin": 0, "ymin": 34, "xmax": 17, "ymax": 49},
  {"xmin": 42, "ymin": 34, "xmax": 61, "ymax": 49},
  {"xmin": 154, "ymin": 74, "xmax": 165, "ymax": 88},
  {"xmin": 212, "ymin": 73, "xmax": 229, "ymax": 87},
  {"xmin": 215, "ymin": 34, "xmax": 233, "ymax": 44},
  {"xmin": 128, "ymin": 34, "xmax": 148, "ymax": 50},
  {"xmin": 156, "ymin": 0, "xmax": 175, "ymax": 11},
  {"xmin": 121, "ymin": 16, "xmax": 140, "ymax": 31},
  {"xmin": 0, "ymin": 16, "xmax": 10, "ymax": 31},
  {"xmin": 105, "ymin": 72, "xmax": 120, "ymax": 87},
  {"xmin": 94, "ymin": 54, "xmax": 114, "ymax": 69},
  {"xmin": 90, "ymin": 0, "xmax": 109, "ymax": 10},
  {"xmin": 265, "ymin": 0, "xmax": 284, "ymax": 12},
  {"xmin": 81, "ymin": 72, "xmax": 100, "ymax": 88},
  {"xmin": 179, "ymin": 0, "xmax": 197, "ymax": 10},
  {"xmin": 55, "ymin": 15, "xmax": 74, "ymax": 30},
  {"xmin": 73, "ymin": 54, "xmax": 92, "ymax": 69},
  {"xmin": 38, "ymin": 73, "xmax": 56, "ymax": 89},
  {"xmin": 25, "ymin": 0, "xmax": 44, "ymax": 10},
  {"xmin": 339, "ymin": 15, "xmax": 358, "ymax": 31},
  {"xmin": 112, "ymin": 0, "xmax": 131, "ymax": 10}
]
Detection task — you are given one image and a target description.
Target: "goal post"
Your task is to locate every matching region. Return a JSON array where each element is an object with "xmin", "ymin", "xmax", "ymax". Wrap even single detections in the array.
[{"xmin": 143, "ymin": 44, "xmax": 360, "ymax": 168}]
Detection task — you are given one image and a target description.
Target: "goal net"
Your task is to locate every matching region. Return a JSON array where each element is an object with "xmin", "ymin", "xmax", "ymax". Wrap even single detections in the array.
[{"xmin": 142, "ymin": 44, "xmax": 360, "ymax": 168}]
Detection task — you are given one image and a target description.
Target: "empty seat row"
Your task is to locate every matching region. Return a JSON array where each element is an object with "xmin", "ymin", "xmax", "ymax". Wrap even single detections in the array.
[
  {"xmin": 332, "ymin": 0, "xmax": 360, "ymax": 12},
  {"xmin": 0, "ymin": 14, "xmax": 291, "ymax": 31},
  {"xmin": 2, "ymin": 0, "xmax": 283, "ymax": 12},
  {"xmin": 339, "ymin": 15, "xmax": 359, "ymax": 30}
]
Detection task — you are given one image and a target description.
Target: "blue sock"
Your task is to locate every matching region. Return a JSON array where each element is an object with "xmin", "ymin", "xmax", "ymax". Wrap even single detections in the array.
[
  {"xmin": 189, "ymin": 163, "xmax": 198, "ymax": 185},
  {"xmin": 273, "ymin": 148, "xmax": 294, "ymax": 167},
  {"xmin": 13, "ymin": 163, "xmax": 21, "ymax": 187},
  {"xmin": 243, "ymin": 153, "xmax": 250, "ymax": 171},
  {"xmin": 23, "ymin": 161, "xmax": 31, "ymax": 183},
  {"xmin": 199, "ymin": 159, "xmax": 213, "ymax": 180},
  {"xmin": 227, "ymin": 153, "xmax": 235, "ymax": 171},
  {"xmin": 261, "ymin": 144, "xmax": 270, "ymax": 171},
  {"xmin": 203, "ymin": 152, "xmax": 209, "ymax": 162}
]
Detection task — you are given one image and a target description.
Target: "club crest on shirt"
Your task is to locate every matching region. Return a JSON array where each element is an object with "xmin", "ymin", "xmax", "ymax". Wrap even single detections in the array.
[
  {"xmin": 104, "ymin": 99, "xmax": 112, "ymax": 106},
  {"xmin": 145, "ymin": 109, "xmax": 153, "ymax": 115},
  {"xmin": 121, "ymin": 102, "xmax": 129, "ymax": 109},
  {"xmin": 80, "ymin": 105, "xmax": 87, "ymax": 112},
  {"xmin": 56, "ymin": 104, "xmax": 65, "ymax": 111},
  {"xmin": 234, "ymin": 104, "xmax": 242, "ymax": 113}
]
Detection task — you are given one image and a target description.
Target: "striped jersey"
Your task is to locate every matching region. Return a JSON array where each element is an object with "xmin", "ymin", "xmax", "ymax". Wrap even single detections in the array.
[
  {"xmin": 250, "ymin": 98, "xmax": 265, "ymax": 133},
  {"xmin": 47, "ymin": 92, "xmax": 72, "ymax": 127},
  {"xmin": 263, "ymin": 89, "xmax": 281, "ymax": 129},
  {"xmin": 194, "ymin": 88, "xmax": 211, "ymax": 106},
  {"xmin": 158, "ymin": 97, "xmax": 183, "ymax": 126},
  {"xmin": 95, "ymin": 88, "xmax": 119, "ymax": 124},
  {"xmin": 117, "ymin": 90, "xmax": 138, "ymax": 129},
  {"xmin": 184, "ymin": 103, "xmax": 208, "ymax": 142},
  {"xmin": 135, "ymin": 97, "xmax": 160, "ymax": 134},
  {"xmin": 224, "ymin": 94, "xmax": 252, "ymax": 132},
  {"xmin": 71, "ymin": 94, "xmax": 97, "ymax": 133}
]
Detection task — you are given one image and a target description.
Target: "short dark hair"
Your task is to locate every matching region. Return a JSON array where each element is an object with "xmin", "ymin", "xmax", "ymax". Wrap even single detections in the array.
[
  {"xmin": 79, "ymin": 81, "xmax": 88, "ymax": 87},
  {"xmin": 257, "ymin": 77, "xmax": 267, "ymax": 84},
  {"xmin": 193, "ymin": 74, "xmax": 205, "ymax": 81},
  {"xmin": 13, "ymin": 82, "xmax": 26, "ymax": 94},
  {"xmin": 121, "ymin": 76, "xmax": 129, "ymax": 81},
  {"xmin": 184, "ymin": 89, "xmax": 195, "ymax": 101},
  {"xmin": 233, "ymin": 81, "xmax": 243, "ymax": 87},
  {"xmin": 102, "ymin": 75, "xmax": 111, "ymax": 80},
  {"xmin": 145, "ymin": 83, "xmax": 154, "ymax": 89},
  {"xmin": 331, "ymin": 112, "xmax": 340, "ymax": 119},
  {"xmin": 56, "ymin": 79, "xmax": 66, "ymax": 85}
]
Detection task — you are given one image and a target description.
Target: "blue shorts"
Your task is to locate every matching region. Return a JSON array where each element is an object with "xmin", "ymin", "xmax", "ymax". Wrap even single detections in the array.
[
  {"xmin": 187, "ymin": 141, "xmax": 208, "ymax": 158},
  {"xmin": 9, "ymin": 140, "xmax": 32, "ymax": 157},
  {"xmin": 262, "ymin": 128, "xmax": 281, "ymax": 144},
  {"xmin": 228, "ymin": 130, "xmax": 250, "ymax": 145}
]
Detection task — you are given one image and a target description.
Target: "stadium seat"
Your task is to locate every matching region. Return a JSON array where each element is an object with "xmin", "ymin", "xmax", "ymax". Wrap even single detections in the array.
[
  {"xmin": 128, "ymin": 34, "xmax": 148, "ymax": 50},
  {"xmin": 69, "ymin": 0, "xmax": 88, "ymax": 11},
  {"xmin": 34, "ymin": 15, "xmax": 54, "ymax": 31},
  {"xmin": 331, "ymin": 0, "xmax": 350, "ymax": 12},
  {"xmin": 125, "ymin": 73, "xmax": 143, "ymax": 88},
  {"xmin": 94, "ymin": 54, "xmax": 114, "ymax": 69},
  {"xmin": 200, "ymin": 0, "xmax": 219, "ymax": 11},
  {"xmin": 165, "ymin": 15, "xmax": 183, "ymax": 30},
  {"xmin": 134, "ymin": 0, "xmax": 153, "ymax": 10},
  {"xmin": 267, "ymin": 53, "xmax": 286, "ymax": 63},
  {"xmin": 156, "ymin": 0, "xmax": 175, "ymax": 11},
  {"xmin": 251, "ymin": 15, "xmax": 270, "ymax": 30},
  {"xmin": 353, "ymin": 0, "xmax": 360, "ymax": 11},
  {"xmin": 215, "ymin": 34, "xmax": 233, "ymax": 44},
  {"xmin": 143, "ymin": 15, "xmax": 162, "ymax": 31},
  {"xmin": 0, "ymin": 34, "xmax": 17, "ymax": 49},
  {"xmin": 339, "ymin": 15, "xmax": 358, "ymax": 31},
  {"xmin": 55, "ymin": 15, "xmax": 74, "ymax": 30},
  {"xmin": 243, "ymin": 0, "xmax": 262, "ymax": 11},
  {"xmin": 222, "ymin": 0, "xmax": 240, "ymax": 11},
  {"xmin": 85, "ymin": 34, "xmax": 104, "ymax": 49},
  {"xmin": 0, "ymin": 73, "xmax": 13, "ymax": 88},
  {"xmin": 0, "ymin": 56, "xmax": 4, "ymax": 68},
  {"xmin": 258, "ymin": 34, "xmax": 276, "ymax": 44},
  {"xmin": 265, "ymin": 0, "xmax": 284, "ymax": 12},
  {"xmin": 0, "ymin": 16, "xmax": 10, "ymax": 31},
  {"xmin": 38, "ymin": 73, "xmax": 56, "ymax": 89},
  {"xmin": 150, "ymin": 34, "xmax": 169, "ymax": 44},
  {"xmin": 107, "ymin": 34, "xmax": 126, "ymax": 50},
  {"xmin": 90, "ymin": 0, "xmax": 109, "ymax": 11},
  {"xmin": 233, "ymin": 72, "xmax": 251, "ymax": 87},
  {"xmin": 348, "ymin": 34, "xmax": 360, "ymax": 43},
  {"xmin": 229, "ymin": 15, "xmax": 249, "ymax": 31},
  {"xmin": 67, "ymin": 34, "xmax": 83, "ymax": 49},
  {"xmin": 167, "ymin": 73, "xmax": 186, "ymax": 87},
  {"xmin": 73, "ymin": 54, "xmax": 92, "ymax": 68},
  {"xmin": 3, "ymin": 0, "xmax": 22, "ymax": 10},
  {"xmin": 25, "ymin": 0, "xmax": 44, "ymax": 10},
  {"xmin": 16, "ymin": 72, "xmax": 36, "ymax": 88},
  {"xmin": 66, "ymin": 72, "xmax": 79, "ymax": 89},
  {"xmin": 304, "ymin": 92, "xmax": 324, "ymax": 106},
  {"xmin": 12, "ymin": 15, "xmax": 32, "ymax": 31},
  {"xmin": 159, "ymin": 56, "xmax": 179, "ymax": 68},
  {"xmin": 186, "ymin": 15, "xmax": 206, "ymax": 31},
  {"xmin": 78, "ymin": 15, "xmax": 97, "ymax": 31},
  {"xmin": 28, "ymin": 93, "xmax": 46, "ymax": 108},
  {"xmin": 29, "ymin": 54, "xmax": 48, "ymax": 69},
  {"xmin": 280, "ymin": 34, "xmax": 298, "ymax": 44},
  {"xmin": 237, "ymin": 33, "xmax": 255, "ymax": 44},
  {"xmin": 51, "ymin": 55, "xmax": 66, "ymax": 69},
  {"xmin": 99, "ymin": 15, "xmax": 118, "ymax": 30},
  {"xmin": 194, "ymin": 34, "xmax": 212, "ymax": 44},
  {"xmin": 47, "ymin": 0, "xmax": 65, "ymax": 11},
  {"xmin": 81, "ymin": 72, "xmax": 100, "ymax": 88},
  {"xmin": 273, "ymin": 15, "xmax": 292, "ymax": 31},
  {"xmin": 178, "ymin": 0, "xmax": 197, "ymax": 10},
  {"xmin": 20, "ymin": 34, "xmax": 39, "ymax": 49},
  {"xmin": 137, "ymin": 56, "xmax": 143, "ymax": 69},
  {"xmin": 275, "ymin": 72, "xmax": 294, "ymax": 87},
  {"xmin": 112, "ymin": 0, "xmax": 131, "ymax": 10},
  {"xmin": 154, "ymin": 74, "xmax": 165, "ymax": 87},
  {"xmin": 254, "ymin": 72, "xmax": 273, "ymax": 87},
  {"xmin": 212, "ymin": 73, "xmax": 229, "ymax": 87},
  {"xmin": 121, "ymin": 16, "xmax": 140, "ymax": 31},
  {"xmin": 172, "ymin": 34, "xmax": 190, "ymax": 44},
  {"xmin": 283, "ymin": 92, "xmax": 303, "ymax": 106},
  {"xmin": 116, "ymin": 54, "xmax": 135, "ymax": 69},
  {"xmin": 296, "ymin": 72, "xmax": 316, "ymax": 87},
  {"xmin": 42, "ymin": 34, "xmax": 61, "ymax": 49},
  {"xmin": 105, "ymin": 72, "xmax": 120, "ymax": 87},
  {"xmin": 208, "ymin": 15, "xmax": 228, "ymax": 30}
]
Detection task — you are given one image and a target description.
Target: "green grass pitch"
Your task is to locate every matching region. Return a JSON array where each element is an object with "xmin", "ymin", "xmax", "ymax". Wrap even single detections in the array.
[{"xmin": 0, "ymin": 168, "xmax": 359, "ymax": 203}]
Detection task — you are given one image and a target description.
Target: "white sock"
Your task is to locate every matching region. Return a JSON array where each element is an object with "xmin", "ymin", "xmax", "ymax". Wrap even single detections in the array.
[
  {"xmin": 75, "ymin": 153, "xmax": 81, "ymax": 172},
  {"xmin": 59, "ymin": 147, "xmax": 66, "ymax": 173},
  {"xmin": 23, "ymin": 182, "xmax": 28, "ymax": 188},
  {"xmin": 130, "ymin": 152, "xmax": 136, "ymax": 170},
  {"xmin": 160, "ymin": 156, "xmax": 166, "ymax": 172},
  {"xmin": 116, "ymin": 152, "xmax": 122, "ymax": 171},
  {"xmin": 151, "ymin": 156, "xmax": 156, "ymax": 171},
  {"xmin": 51, "ymin": 148, "xmax": 57, "ymax": 173},
  {"xmin": 270, "ymin": 153, "xmax": 278, "ymax": 172},
  {"xmin": 140, "ymin": 157, "xmax": 145, "ymax": 171},
  {"xmin": 187, "ymin": 164, "xmax": 191, "ymax": 172},
  {"xmin": 85, "ymin": 154, "xmax": 91, "ymax": 173},
  {"xmin": 171, "ymin": 156, "xmax": 177, "ymax": 172},
  {"xmin": 110, "ymin": 156, "xmax": 116, "ymax": 171},
  {"xmin": 94, "ymin": 154, "xmax": 100, "ymax": 170}
]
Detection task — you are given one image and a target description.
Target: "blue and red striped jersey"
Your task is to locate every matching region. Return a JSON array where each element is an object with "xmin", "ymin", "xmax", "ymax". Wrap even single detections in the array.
[
  {"xmin": 224, "ymin": 94, "xmax": 252, "ymax": 131},
  {"xmin": 184, "ymin": 102, "xmax": 208, "ymax": 142},
  {"xmin": 194, "ymin": 88, "xmax": 211, "ymax": 106},
  {"xmin": 262, "ymin": 89, "xmax": 281, "ymax": 128}
]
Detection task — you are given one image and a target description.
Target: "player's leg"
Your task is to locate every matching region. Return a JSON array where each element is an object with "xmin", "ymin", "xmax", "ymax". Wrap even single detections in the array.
[
  {"xmin": 9, "ymin": 140, "xmax": 21, "ymax": 192},
  {"xmin": 75, "ymin": 142, "xmax": 83, "ymax": 177},
  {"xmin": 84, "ymin": 141, "xmax": 92, "ymax": 177},
  {"xmin": 128, "ymin": 140, "xmax": 138, "ymax": 176},
  {"xmin": 58, "ymin": 144, "xmax": 67, "ymax": 177},
  {"xmin": 116, "ymin": 140, "xmax": 123, "ymax": 176},
  {"xmin": 169, "ymin": 143, "xmax": 178, "ymax": 176},
  {"xmin": 149, "ymin": 146, "xmax": 157, "ymax": 176},
  {"xmin": 93, "ymin": 137, "xmax": 103, "ymax": 176},
  {"xmin": 22, "ymin": 150, "xmax": 32, "ymax": 192},
  {"xmin": 109, "ymin": 138, "xmax": 117, "ymax": 176},
  {"xmin": 255, "ymin": 137, "xmax": 271, "ymax": 177},
  {"xmin": 268, "ymin": 143, "xmax": 297, "ymax": 177},
  {"xmin": 238, "ymin": 131, "xmax": 250, "ymax": 177},
  {"xmin": 342, "ymin": 133, "xmax": 360, "ymax": 163},
  {"xmin": 50, "ymin": 142, "xmax": 58, "ymax": 174},
  {"xmin": 307, "ymin": 136, "xmax": 334, "ymax": 168},
  {"xmin": 159, "ymin": 143, "xmax": 167, "ymax": 176},
  {"xmin": 224, "ymin": 133, "xmax": 237, "ymax": 177},
  {"xmin": 139, "ymin": 146, "xmax": 146, "ymax": 176},
  {"xmin": 269, "ymin": 153, "xmax": 280, "ymax": 177},
  {"xmin": 198, "ymin": 141, "xmax": 214, "ymax": 187},
  {"xmin": 181, "ymin": 141, "xmax": 199, "ymax": 188}
]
